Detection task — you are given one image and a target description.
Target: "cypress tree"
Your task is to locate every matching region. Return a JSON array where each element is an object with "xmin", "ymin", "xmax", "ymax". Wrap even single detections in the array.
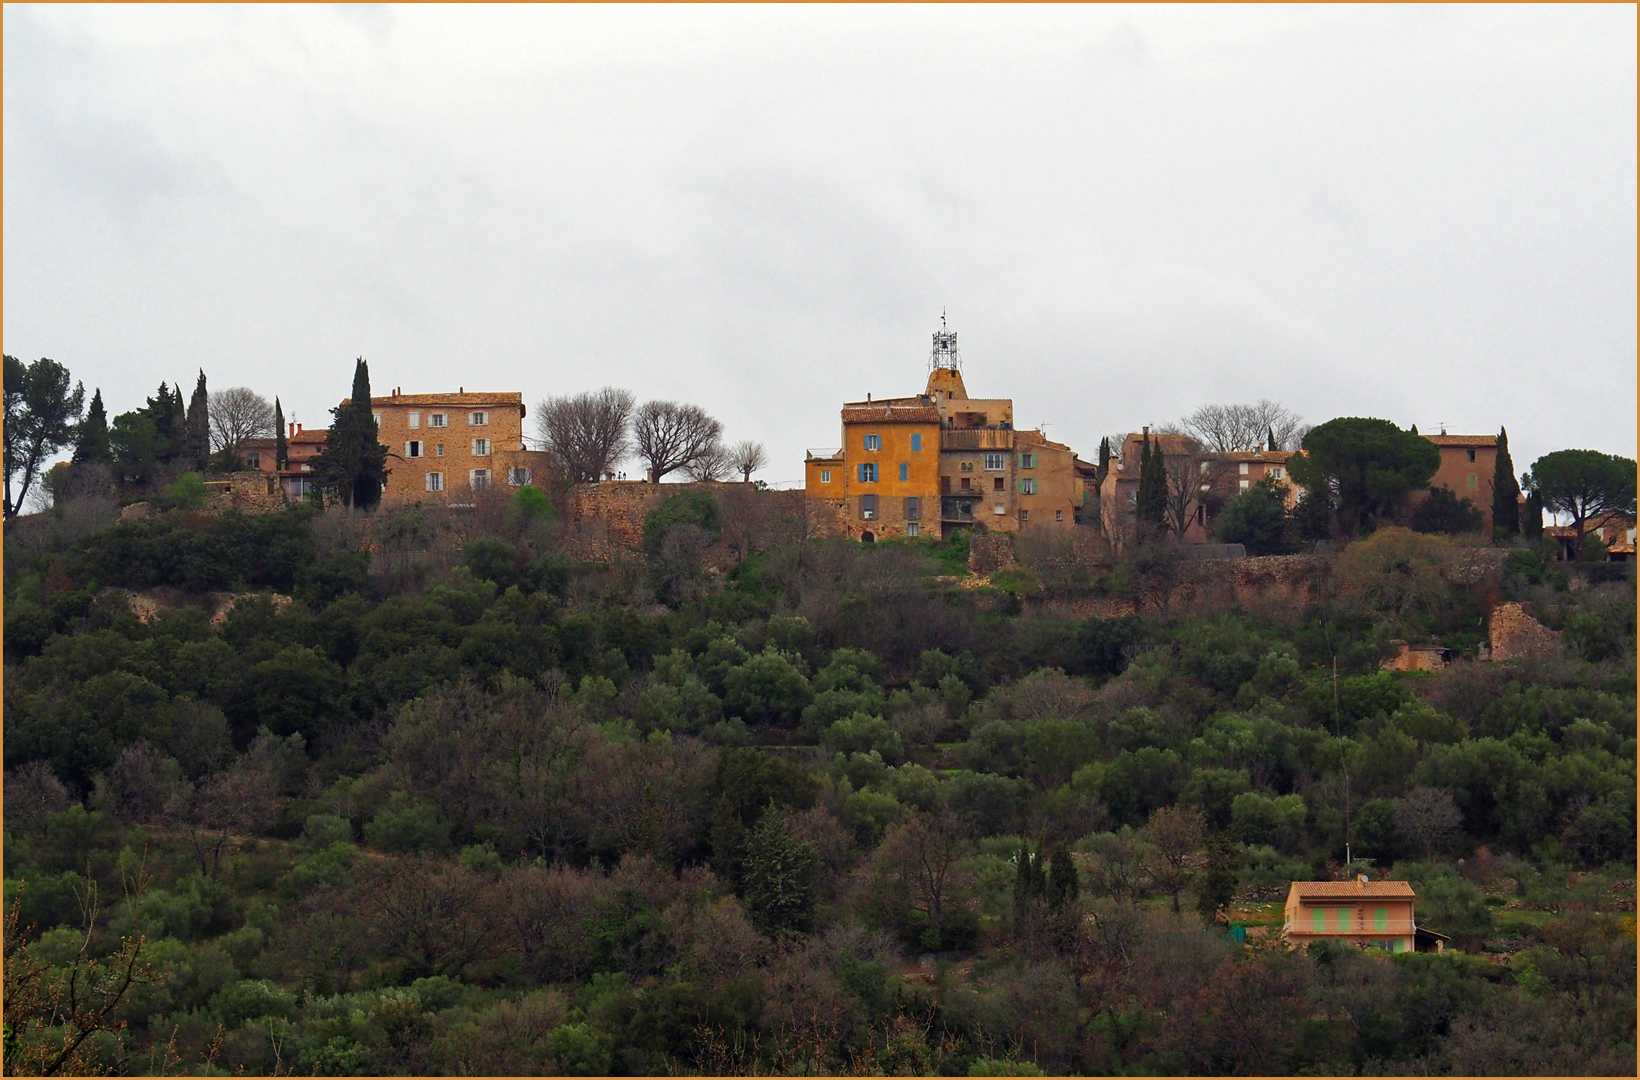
[
  {"xmin": 145, "ymin": 382, "xmax": 179, "ymax": 462},
  {"xmin": 274, "ymin": 397, "xmax": 287, "ymax": 470},
  {"xmin": 1492, "ymin": 426, "xmax": 1520, "ymax": 535},
  {"xmin": 73, "ymin": 388, "xmax": 112, "ymax": 465},
  {"xmin": 1095, "ymin": 436, "xmax": 1111, "ymax": 487},
  {"xmin": 1136, "ymin": 434, "xmax": 1167, "ymax": 529},
  {"xmin": 1045, "ymin": 843, "xmax": 1079, "ymax": 910},
  {"xmin": 186, "ymin": 369, "xmax": 210, "ymax": 469},
  {"xmin": 1522, "ymin": 486, "xmax": 1543, "ymax": 540},
  {"xmin": 170, "ymin": 385, "xmax": 188, "ymax": 462},
  {"xmin": 1012, "ymin": 843, "xmax": 1044, "ymax": 923},
  {"xmin": 1267, "ymin": 426, "xmax": 1278, "ymax": 452},
  {"xmin": 314, "ymin": 357, "xmax": 388, "ymax": 509}
]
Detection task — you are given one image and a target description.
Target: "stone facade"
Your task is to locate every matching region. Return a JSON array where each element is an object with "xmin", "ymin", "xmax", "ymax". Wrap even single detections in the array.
[
  {"xmin": 1488, "ymin": 602, "xmax": 1561, "ymax": 661},
  {"xmin": 203, "ymin": 472, "xmax": 288, "ymax": 514},
  {"xmin": 967, "ymin": 532, "xmax": 1018, "ymax": 575},
  {"xmin": 1381, "ymin": 640, "xmax": 1453, "ymax": 672}
]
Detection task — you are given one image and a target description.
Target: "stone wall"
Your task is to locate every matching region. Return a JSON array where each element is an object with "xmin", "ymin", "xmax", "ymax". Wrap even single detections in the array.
[
  {"xmin": 1381, "ymin": 640, "xmax": 1452, "ymax": 672},
  {"xmin": 203, "ymin": 472, "xmax": 288, "ymax": 515},
  {"xmin": 1488, "ymin": 601, "xmax": 1561, "ymax": 661},
  {"xmin": 565, "ymin": 481, "xmax": 819, "ymax": 562},
  {"xmin": 968, "ymin": 533, "xmax": 1018, "ymax": 575}
]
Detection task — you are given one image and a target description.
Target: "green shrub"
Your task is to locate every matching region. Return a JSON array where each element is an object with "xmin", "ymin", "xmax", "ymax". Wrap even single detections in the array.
[{"xmin": 364, "ymin": 797, "xmax": 452, "ymax": 853}]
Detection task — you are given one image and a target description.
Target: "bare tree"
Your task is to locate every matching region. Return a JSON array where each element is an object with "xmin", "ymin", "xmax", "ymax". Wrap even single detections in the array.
[
  {"xmin": 1177, "ymin": 400, "xmax": 1304, "ymax": 453},
  {"xmin": 873, "ymin": 808, "xmax": 971, "ymax": 947},
  {"xmin": 729, "ymin": 439, "xmax": 768, "ymax": 483},
  {"xmin": 632, "ymin": 400, "xmax": 723, "ymax": 484},
  {"xmin": 535, "ymin": 387, "xmax": 635, "ymax": 483},
  {"xmin": 1144, "ymin": 805, "xmax": 1205, "ymax": 915},
  {"xmin": 1395, "ymin": 786, "xmax": 1461, "ymax": 860},
  {"xmin": 207, "ymin": 387, "xmax": 275, "ymax": 459},
  {"xmin": 683, "ymin": 440, "xmax": 733, "ymax": 481}
]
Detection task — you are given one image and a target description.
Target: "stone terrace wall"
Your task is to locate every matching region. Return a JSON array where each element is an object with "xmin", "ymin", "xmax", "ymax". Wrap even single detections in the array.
[
  {"xmin": 565, "ymin": 481, "xmax": 821, "ymax": 562},
  {"xmin": 968, "ymin": 533, "xmax": 1018, "ymax": 575},
  {"xmin": 203, "ymin": 472, "xmax": 287, "ymax": 515}
]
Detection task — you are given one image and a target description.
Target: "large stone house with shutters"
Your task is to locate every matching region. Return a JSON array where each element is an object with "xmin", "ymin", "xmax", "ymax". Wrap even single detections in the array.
[
  {"xmin": 1283, "ymin": 877, "xmax": 1445, "ymax": 954},
  {"xmin": 804, "ymin": 329, "xmax": 1090, "ymax": 541}
]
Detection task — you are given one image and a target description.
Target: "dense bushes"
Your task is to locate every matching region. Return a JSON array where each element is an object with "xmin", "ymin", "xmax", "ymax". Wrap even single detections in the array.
[{"xmin": 3, "ymin": 499, "xmax": 1634, "ymax": 1076}]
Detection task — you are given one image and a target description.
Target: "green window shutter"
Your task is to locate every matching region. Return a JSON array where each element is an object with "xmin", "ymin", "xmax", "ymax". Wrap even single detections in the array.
[
  {"xmin": 1390, "ymin": 938, "xmax": 1400, "ymax": 954},
  {"xmin": 1313, "ymin": 908, "xmax": 1324, "ymax": 932},
  {"xmin": 1338, "ymin": 908, "xmax": 1351, "ymax": 932},
  {"xmin": 1375, "ymin": 908, "xmax": 1387, "ymax": 931}
]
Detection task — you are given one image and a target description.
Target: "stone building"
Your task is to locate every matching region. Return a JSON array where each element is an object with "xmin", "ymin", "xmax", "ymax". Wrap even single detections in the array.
[
  {"xmin": 1410, "ymin": 433, "xmax": 1499, "ymax": 533},
  {"xmin": 804, "ymin": 329, "xmax": 1089, "ymax": 541},
  {"xmin": 241, "ymin": 389, "xmax": 552, "ymax": 505}
]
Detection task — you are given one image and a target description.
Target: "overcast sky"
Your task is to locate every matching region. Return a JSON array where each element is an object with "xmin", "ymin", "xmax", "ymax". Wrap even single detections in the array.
[{"xmin": 5, "ymin": 4, "xmax": 1635, "ymax": 485}]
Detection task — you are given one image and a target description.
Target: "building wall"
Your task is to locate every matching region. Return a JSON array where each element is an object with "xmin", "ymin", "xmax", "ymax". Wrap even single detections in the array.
[
  {"xmin": 1414, "ymin": 441, "xmax": 1498, "ymax": 532},
  {"xmin": 838, "ymin": 419, "xmax": 942, "ymax": 539},
  {"xmin": 1015, "ymin": 437, "xmax": 1080, "ymax": 532},
  {"xmin": 1283, "ymin": 898, "xmax": 1415, "ymax": 953}
]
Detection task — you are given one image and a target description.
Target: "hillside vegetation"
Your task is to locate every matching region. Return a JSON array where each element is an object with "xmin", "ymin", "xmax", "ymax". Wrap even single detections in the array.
[{"xmin": 4, "ymin": 491, "xmax": 1634, "ymax": 1076}]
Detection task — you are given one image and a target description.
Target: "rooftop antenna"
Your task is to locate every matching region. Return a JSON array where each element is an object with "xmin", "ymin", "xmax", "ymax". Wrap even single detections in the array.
[{"xmin": 929, "ymin": 309, "xmax": 961, "ymax": 373}]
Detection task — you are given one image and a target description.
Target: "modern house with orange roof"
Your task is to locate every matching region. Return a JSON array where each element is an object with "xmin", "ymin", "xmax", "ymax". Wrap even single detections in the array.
[{"xmin": 1283, "ymin": 877, "xmax": 1443, "ymax": 954}]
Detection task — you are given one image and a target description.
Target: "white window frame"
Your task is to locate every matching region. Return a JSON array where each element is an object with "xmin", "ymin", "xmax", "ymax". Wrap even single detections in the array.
[
  {"xmin": 469, "ymin": 411, "xmax": 489, "ymax": 426},
  {"xmin": 992, "ymin": 503, "xmax": 1006, "ymax": 515},
  {"xmin": 472, "ymin": 438, "xmax": 491, "ymax": 456},
  {"xmin": 435, "ymin": 444, "xmax": 445, "ymax": 457},
  {"xmin": 819, "ymin": 469, "xmax": 831, "ymax": 483},
  {"xmin": 425, "ymin": 472, "xmax": 444, "ymax": 492},
  {"xmin": 244, "ymin": 451, "xmax": 260, "ymax": 469},
  {"xmin": 1239, "ymin": 462, "xmax": 1250, "ymax": 475},
  {"xmin": 406, "ymin": 441, "xmax": 422, "ymax": 458},
  {"xmin": 984, "ymin": 452, "xmax": 1006, "ymax": 471},
  {"xmin": 408, "ymin": 411, "xmax": 420, "ymax": 429},
  {"xmin": 470, "ymin": 469, "xmax": 490, "ymax": 489},
  {"xmin": 864, "ymin": 433, "xmax": 881, "ymax": 451},
  {"xmin": 906, "ymin": 521, "xmax": 920, "ymax": 537},
  {"xmin": 429, "ymin": 413, "xmax": 448, "ymax": 428},
  {"xmin": 372, "ymin": 412, "xmax": 382, "ymax": 427}
]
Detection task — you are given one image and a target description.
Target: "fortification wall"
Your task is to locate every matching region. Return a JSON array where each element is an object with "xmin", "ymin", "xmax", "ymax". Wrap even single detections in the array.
[{"xmin": 565, "ymin": 481, "xmax": 823, "ymax": 562}]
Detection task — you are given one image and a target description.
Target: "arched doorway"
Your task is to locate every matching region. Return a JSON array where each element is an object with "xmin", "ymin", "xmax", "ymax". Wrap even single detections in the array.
[{"xmin": 860, "ymin": 531, "xmax": 876, "ymax": 543}]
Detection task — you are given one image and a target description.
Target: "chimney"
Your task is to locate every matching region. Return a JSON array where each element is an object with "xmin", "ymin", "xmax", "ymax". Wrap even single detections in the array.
[
  {"xmin": 297, "ymin": 423, "xmax": 303, "ymax": 434},
  {"xmin": 289, "ymin": 421, "xmax": 295, "ymax": 438},
  {"xmin": 1142, "ymin": 425, "xmax": 1149, "ymax": 437}
]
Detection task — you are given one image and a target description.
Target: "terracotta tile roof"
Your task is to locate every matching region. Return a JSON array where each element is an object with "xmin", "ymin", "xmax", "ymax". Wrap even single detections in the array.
[
  {"xmin": 1425, "ymin": 434, "xmax": 1497, "ymax": 447},
  {"xmin": 841, "ymin": 404, "xmax": 941, "ymax": 424},
  {"xmin": 1210, "ymin": 450, "xmax": 1295, "ymax": 463},
  {"xmin": 1288, "ymin": 880, "xmax": 1416, "ymax": 899},
  {"xmin": 367, "ymin": 392, "xmax": 525, "ymax": 408},
  {"xmin": 291, "ymin": 430, "xmax": 329, "ymax": 444}
]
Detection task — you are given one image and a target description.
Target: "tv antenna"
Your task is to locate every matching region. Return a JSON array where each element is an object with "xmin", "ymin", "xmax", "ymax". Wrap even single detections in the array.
[{"xmin": 929, "ymin": 309, "xmax": 961, "ymax": 373}]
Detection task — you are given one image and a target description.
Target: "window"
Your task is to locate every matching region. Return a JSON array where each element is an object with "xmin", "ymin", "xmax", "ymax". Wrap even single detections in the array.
[
  {"xmin": 244, "ymin": 451, "xmax": 260, "ymax": 469},
  {"xmin": 372, "ymin": 412, "xmax": 381, "ymax": 427},
  {"xmin": 960, "ymin": 461, "xmax": 974, "ymax": 472},
  {"xmin": 1313, "ymin": 908, "xmax": 1325, "ymax": 932},
  {"xmin": 898, "ymin": 462, "xmax": 909, "ymax": 482},
  {"xmin": 984, "ymin": 453, "xmax": 1006, "ymax": 471},
  {"xmin": 509, "ymin": 467, "xmax": 533, "ymax": 485},
  {"xmin": 906, "ymin": 521, "xmax": 920, "ymax": 537},
  {"xmin": 1199, "ymin": 460, "xmax": 1210, "ymax": 473},
  {"xmin": 1018, "ymin": 453, "xmax": 1036, "ymax": 469},
  {"xmin": 469, "ymin": 469, "xmax": 490, "ymax": 489},
  {"xmin": 472, "ymin": 438, "xmax": 491, "ymax": 456},
  {"xmin": 1390, "ymin": 938, "xmax": 1401, "ymax": 954},
  {"xmin": 1239, "ymin": 480, "xmax": 1250, "ymax": 491},
  {"xmin": 1018, "ymin": 478, "xmax": 1038, "ymax": 495},
  {"xmin": 904, "ymin": 496, "xmax": 920, "ymax": 520},
  {"xmin": 860, "ymin": 494, "xmax": 877, "ymax": 520},
  {"xmin": 911, "ymin": 433, "xmax": 922, "ymax": 452},
  {"xmin": 425, "ymin": 472, "xmax": 444, "ymax": 492},
  {"xmin": 409, "ymin": 411, "xmax": 420, "ymax": 429},
  {"xmin": 1465, "ymin": 473, "xmax": 1477, "ymax": 490},
  {"xmin": 1019, "ymin": 509, "xmax": 1029, "ymax": 522},
  {"xmin": 1055, "ymin": 509, "xmax": 1063, "ymax": 521},
  {"xmin": 993, "ymin": 477, "xmax": 1004, "ymax": 491},
  {"xmin": 406, "ymin": 441, "xmax": 422, "ymax": 458},
  {"xmin": 429, "ymin": 413, "xmax": 447, "ymax": 428},
  {"xmin": 1466, "ymin": 449, "xmax": 1477, "ymax": 462},
  {"xmin": 1238, "ymin": 462, "xmax": 1250, "ymax": 475},
  {"xmin": 1337, "ymin": 909, "xmax": 1351, "ymax": 932},
  {"xmin": 961, "ymin": 477, "xmax": 971, "ymax": 491},
  {"xmin": 470, "ymin": 411, "xmax": 489, "ymax": 426},
  {"xmin": 1374, "ymin": 908, "xmax": 1387, "ymax": 932},
  {"xmin": 858, "ymin": 462, "xmax": 877, "ymax": 483},
  {"xmin": 1271, "ymin": 467, "xmax": 1284, "ymax": 479},
  {"xmin": 820, "ymin": 469, "xmax": 832, "ymax": 483},
  {"xmin": 864, "ymin": 433, "xmax": 881, "ymax": 451},
  {"xmin": 992, "ymin": 503, "xmax": 1005, "ymax": 515},
  {"xmin": 435, "ymin": 444, "xmax": 445, "ymax": 457}
]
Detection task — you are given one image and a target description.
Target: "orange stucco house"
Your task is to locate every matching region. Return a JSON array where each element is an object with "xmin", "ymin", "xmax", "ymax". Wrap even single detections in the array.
[{"xmin": 1282, "ymin": 878, "xmax": 1440, "ymax": 954}]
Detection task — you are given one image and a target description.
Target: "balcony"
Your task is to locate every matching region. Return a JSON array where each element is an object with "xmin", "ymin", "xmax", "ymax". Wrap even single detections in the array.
[
  {"xmin": 941, "ymin": 429, "xmax": 1016, "ymax": 451},
  {"xmin": 940, "ymin": 497, "xmax": 977, "ymax": 522}
]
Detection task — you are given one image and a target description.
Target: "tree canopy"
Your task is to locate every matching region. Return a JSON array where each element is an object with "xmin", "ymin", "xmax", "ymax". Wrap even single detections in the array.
[
  {"xmin": 4, "ymin": 355, "xmax": 86, "ymax": 518},
  {"xmin": 1525, "ymin": 449, "xmax": 1637, "ymax": 552},
  {"xmin": 1286, "ymin": 417, "xmax": 1439, "ymax": 534}
]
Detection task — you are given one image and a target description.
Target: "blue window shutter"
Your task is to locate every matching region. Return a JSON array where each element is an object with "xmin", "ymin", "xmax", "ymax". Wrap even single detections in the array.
[
  {"xmin": 911, "ymin": 433, "xmax": 922, "ymax": 451},
  {"xmin": 899, "ymin": 463, "xmax": 908, "ymax": 482}
]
